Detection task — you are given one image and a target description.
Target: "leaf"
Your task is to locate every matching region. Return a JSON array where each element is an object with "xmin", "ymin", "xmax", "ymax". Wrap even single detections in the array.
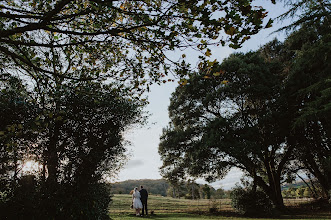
[
  {"xmin": 265, "ymin": 19, "xmax": 273, "ymax": 28},
  {"xmin": 205, "ymin": 49, "xmax": 212, "ymax": 57},
  {"xmin": 213, "ymin": 69, "xmax": 225, "ymax": 77},
  {"xmin": 226, "ymin": 27, "xmax": 236, "ymax": 36},
  {"xmin": 179, "ymin": 79, "xmax": 188, "ymax": 86}
]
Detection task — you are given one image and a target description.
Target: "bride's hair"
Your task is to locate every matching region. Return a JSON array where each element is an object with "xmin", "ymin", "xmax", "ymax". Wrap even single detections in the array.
[{"xmin": 134, "ymin": 187, "xmax": 138, "ymax": 191}]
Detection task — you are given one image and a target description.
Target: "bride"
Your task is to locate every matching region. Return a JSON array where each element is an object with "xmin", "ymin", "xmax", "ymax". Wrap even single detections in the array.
[{"xmin": 132, "ymin": 187, "xmax": 143, "ymax": 216}]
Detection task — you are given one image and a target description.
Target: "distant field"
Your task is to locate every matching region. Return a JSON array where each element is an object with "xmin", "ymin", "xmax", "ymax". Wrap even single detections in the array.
[
  {"xmin": 109, "ymin": 194, "xmax": 232, "ymax": 213},
  {"xmin": 109, "ymin": 194, "xmax": 331, "ymax": 220}
]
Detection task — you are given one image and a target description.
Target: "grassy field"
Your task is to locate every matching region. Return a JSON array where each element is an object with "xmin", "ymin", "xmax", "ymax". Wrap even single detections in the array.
[{"xmin": 109, "ymin": 194, "xmax": 331, "ymax": 220}]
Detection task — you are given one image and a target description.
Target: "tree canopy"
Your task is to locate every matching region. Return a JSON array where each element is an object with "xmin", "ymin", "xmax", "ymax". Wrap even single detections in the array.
[
  {"xmin": 0, "ymin": 0, "xmax": 275, "ymax": 92},
  {"xmin": 159, "ymin": 49, "xmax": 295, "ymax": 208},
  {"xmin": 159, "ymin": 0, "xmax": 331, "ymax": 210}
]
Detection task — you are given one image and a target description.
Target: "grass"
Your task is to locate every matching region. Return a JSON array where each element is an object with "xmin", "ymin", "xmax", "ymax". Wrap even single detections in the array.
[{"xmin": 109, "ymin": 194, "xmax": 331, "ymax": 220}]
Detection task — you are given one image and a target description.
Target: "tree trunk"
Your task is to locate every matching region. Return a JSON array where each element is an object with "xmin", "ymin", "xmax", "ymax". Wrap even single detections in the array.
[
  {"xmin": 255, "ymin": 168, "xmax": 285, "ymax": 210},
  {"xmin": 270, "ymin": 175, "xmax": 285, "ymax": 210},
  {"xmin": 44, "ymin": 118, "xmax": 61, "ymax": 219}
]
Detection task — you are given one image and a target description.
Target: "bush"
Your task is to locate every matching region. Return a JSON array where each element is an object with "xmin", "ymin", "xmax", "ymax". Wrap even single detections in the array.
[
  {"xmin": 230, "ymin": 186, "xmax": 273, "ymax": 217},
  {"xmin": 0, "ymin": 177, "xmax": 112, "ymax": 220},
  {"xmin": 0, "ymin": 175, "xmax": 39, "ymax": 220},
  {"xmin": 58, "ymin": 183, "xmax": 112, "ymax": 220}
]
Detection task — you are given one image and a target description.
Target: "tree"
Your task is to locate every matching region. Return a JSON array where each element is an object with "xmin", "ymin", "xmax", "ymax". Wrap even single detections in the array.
[
  {"xmin": 277, "ymin": 0, "xmax": 330, "ymax": 33},
  {"xmin": 289, "ymin": 187, "xmax": 296, "ymax": 198},
  {"xmin": 202, "ymin": 184, "xmax": 211, "ymax": 199},
  {"xmin": 185, "ymin": 180, "xmax": 200, "ymax": 199},
  {"xmin": 296, "ymin": 187, "xmax": 305, "ymax": 198},
  {"xmin": 0, "ymin": 0, "xmax": 275, "ymax": 92},
  {"xmin": 278, "ymin": 0, "xmax": 331, "ymax": 199},
  {"xmin": 303, "ymin": 187, "xmax": 311, "ymax": 198},
  {"xmin": 0, "ymin": 76, "xmax": 144, "ymax": 219},
  {"xmin": 159, "ymin": 49, "xmax": 296, "ymax": 209},
  {"xmin": 213, "ymin": 188, "xmax": 226, "ymax": 199},
  {"xmin": 160, "ymin": 1, "xmax": 331, "ymax": 210},
  {"xmin": 0, "ymin": 76, "xmax": 39, "ymax": 189}
]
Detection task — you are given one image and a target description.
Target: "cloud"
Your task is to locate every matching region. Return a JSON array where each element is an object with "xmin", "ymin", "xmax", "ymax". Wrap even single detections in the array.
[{"xmin": 125, "ymin": 159, "xmax": 144, "ymax": 169}]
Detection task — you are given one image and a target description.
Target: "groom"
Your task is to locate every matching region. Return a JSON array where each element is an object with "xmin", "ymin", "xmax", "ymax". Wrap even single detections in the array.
[{"xmin": 139, "ymin": 185, "xmax": 148, "ymax": 216}]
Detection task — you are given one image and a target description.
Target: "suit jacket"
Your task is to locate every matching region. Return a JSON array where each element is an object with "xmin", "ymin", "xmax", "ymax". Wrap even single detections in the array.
[{"xmin": 140, "ymin": 188, "xmax": 148, "ymax": 201}]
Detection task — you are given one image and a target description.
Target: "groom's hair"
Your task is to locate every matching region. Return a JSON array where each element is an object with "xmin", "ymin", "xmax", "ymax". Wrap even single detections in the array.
[{"xmin": 140, "ymin": 185, "xmax": 144, "ymax": 189}]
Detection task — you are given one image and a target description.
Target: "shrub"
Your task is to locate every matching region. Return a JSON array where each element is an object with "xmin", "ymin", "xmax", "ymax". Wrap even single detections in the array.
[
  {"xmin": 58, "ymin": 183, "xmax": 112, "ymax": 220},
  {"xmin": 0, "ymin": 175, "xmax": 40, "ymax": 220},
  {"xmin": 230, "ymin": 186, "xmax": 273, "ymax": 217},
  {"xmin": 0, "ymin": 177, "xmax": 112, "ymax": 220}
]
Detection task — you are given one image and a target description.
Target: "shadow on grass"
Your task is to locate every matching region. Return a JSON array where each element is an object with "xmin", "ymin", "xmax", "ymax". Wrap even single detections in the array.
[
  {"xmin": 110, "ymin": 201, "xmax": 331, "ymax": 220},
  {"xmin": 187, "ymin": 207, "xmax": 331, "ymax": 219},
  {"xmin": 110, "ymin": 210, "xmax": 331, "ymax": 220},
  {"xmin": 110, "ymin": 213, "xmax": 212, "ymax": 219}
]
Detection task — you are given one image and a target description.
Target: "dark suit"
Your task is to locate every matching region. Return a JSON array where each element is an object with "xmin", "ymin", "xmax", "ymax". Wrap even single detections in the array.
[{"xmin": 139, "ymin": 188, "xmax": 148, "ymax": 215}]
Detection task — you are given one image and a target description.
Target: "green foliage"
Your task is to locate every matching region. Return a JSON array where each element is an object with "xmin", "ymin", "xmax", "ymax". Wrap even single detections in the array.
[
  {"xmin": 0, "ymin": 175, "xmax": 39, "ymax": 220},
  {"xmin": 57, "ymin": 183, "xmax": 112, "ymax": 220},
  {"xmin": 159, "ymin": 0, "xmax": 331, "ymax": 209},
  {"xmin": 0, "ymin": 0, "xmax": 274, "ymax": 94},
  {"xmin": 277, "ymin": 0, "xmax": 330, "ymax": 32},
  {"xmin": 0, "ymin": 77, "xmax": 144, "ymax": 219},
  {"xmin": 159, "ymin": 49, "xmax": 290, "ymax": 208},
  {"xmin": 213, "ymin": 188, "xmax": 228, "ymax": 199},
  {"xmin": 1, "ymin": 177, "xmax": 111, "ymax": 220},
  {"xmin": 282, "ymin": 9, "xmax": 331, "ymax": 196},
  {"xmin": 202, "ymin": 184, "xmax": 211, "ymax": 199},
  {"xmin": 230, "ymin": 186, "xmax": 273, "ymax": 217},
  {"xmin": 110, "ymin": 179, "xmax": 224, "ymax": 200},
  {"xmin": 296, "ymin": 187, "xmax": 305, "ymax": 198},
  {"xmin": 0, "ymin": 76, "xmax": 39, "ymax": 189},
  {"xmin": 304, "ymin": 188, "xmax": 312, "ymax": 198}
]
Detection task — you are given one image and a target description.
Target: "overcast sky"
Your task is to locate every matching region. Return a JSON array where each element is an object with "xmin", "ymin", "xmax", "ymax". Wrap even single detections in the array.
[{"xmin": 114, "ymin": 1, "xmax": 291, "ymax": 190}]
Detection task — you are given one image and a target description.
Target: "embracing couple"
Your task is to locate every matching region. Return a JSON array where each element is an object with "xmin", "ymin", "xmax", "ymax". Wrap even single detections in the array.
[{"xmin": 132, "ymin": 185, "xmax": 148, "ymax": 217}]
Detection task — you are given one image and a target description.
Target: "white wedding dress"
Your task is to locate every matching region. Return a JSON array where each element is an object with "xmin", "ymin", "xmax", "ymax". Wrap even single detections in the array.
[{"xmin": 132, "ymin": 190, "xmax": 143, "ymax": 209}]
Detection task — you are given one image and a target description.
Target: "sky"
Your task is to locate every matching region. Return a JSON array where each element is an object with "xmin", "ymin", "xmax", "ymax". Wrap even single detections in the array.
[{"xmin": 113, "ymin": 1, "xmax": 291, "ymax": 190}]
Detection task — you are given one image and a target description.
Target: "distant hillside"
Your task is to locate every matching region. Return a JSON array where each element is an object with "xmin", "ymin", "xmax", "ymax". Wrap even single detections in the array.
[
  {"xmin": 281, "ymin": 181, "xmax": 307, "ymax": 190},
  {"xmin": 110, "ymin": 179, "xmax": 169, "ymax": 196}
]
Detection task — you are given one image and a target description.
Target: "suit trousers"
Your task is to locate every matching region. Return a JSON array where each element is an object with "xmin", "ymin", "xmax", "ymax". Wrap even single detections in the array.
[{"xmin": 141, "ymin": 199, "xmax": 148, "ymax": 215}]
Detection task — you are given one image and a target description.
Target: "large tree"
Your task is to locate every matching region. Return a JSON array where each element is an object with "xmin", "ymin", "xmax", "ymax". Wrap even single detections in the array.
[
  {"xmin": 0, "ymin": 75, "xmax": 144, "ymax": 219},
  {"xmin": 270, "ymin": 0, "xmax": 331, "ymax": 199},
  {"xmin": 281, "ymin": 12, "xmax": 331, "ymax": 199},
  {"xmin": 159, "ymin": 50, "xmax": 295, "ymax": 209}
]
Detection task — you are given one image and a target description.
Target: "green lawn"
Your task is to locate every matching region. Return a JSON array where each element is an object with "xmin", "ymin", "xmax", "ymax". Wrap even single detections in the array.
[{"xmin": 109, "ymin": 194, "xmax": 331, "ymax": 220}]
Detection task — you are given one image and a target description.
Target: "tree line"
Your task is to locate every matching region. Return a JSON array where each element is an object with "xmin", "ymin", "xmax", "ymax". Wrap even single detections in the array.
[
  {"xmin": 110, "ymin": 178, "xmax": 229, "ymax": 199},
  {"xmin": 110, "ymin": 178, "xmax": 322, "ymax": 201}
]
